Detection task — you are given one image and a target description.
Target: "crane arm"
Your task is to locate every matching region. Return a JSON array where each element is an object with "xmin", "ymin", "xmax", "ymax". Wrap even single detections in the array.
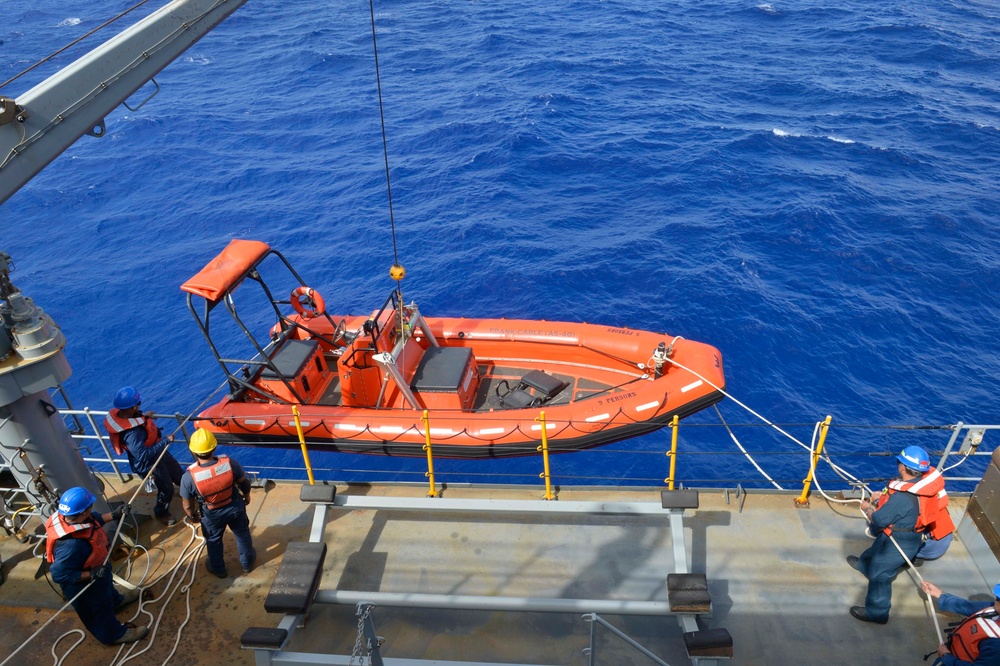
[{"xmin": 0, "ymin": 0, "xmax": 250, "ymax": 206}]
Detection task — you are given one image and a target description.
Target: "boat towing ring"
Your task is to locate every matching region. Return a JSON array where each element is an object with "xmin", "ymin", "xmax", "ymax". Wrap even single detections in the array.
[{"xmin": 291, "ymin": 286, "xmax": 326, "ymax": 319}]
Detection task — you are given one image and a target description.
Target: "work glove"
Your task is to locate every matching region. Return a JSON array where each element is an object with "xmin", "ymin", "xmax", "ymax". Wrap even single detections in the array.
[
  {"xmin": 111, "ymin": 504, "xmax": 131, "ymax": 520},
  {"xmin": 91, "ymin": 564, "xmax": 111, "ymax": 580},
  {"xmin": 242, "ymin": 491, "xmax": 251, "ymax": 505}
]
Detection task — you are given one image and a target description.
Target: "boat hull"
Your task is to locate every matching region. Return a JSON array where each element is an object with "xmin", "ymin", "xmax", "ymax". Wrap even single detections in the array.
[{"xmin": 198, "ymin": 314, "xmax": 726, "ymax": 459}]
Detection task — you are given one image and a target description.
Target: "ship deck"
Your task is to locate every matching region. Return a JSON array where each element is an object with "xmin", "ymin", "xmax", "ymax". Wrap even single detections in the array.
[{"xmin": 0, "ymin": 479, "xmax": 985, "ymax": 665}]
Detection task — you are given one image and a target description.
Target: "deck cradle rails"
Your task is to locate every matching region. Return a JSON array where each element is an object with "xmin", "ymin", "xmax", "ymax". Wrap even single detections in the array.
[{"xmin": 240, "ymin": 487, "xmax": 733, "ymax": 666}]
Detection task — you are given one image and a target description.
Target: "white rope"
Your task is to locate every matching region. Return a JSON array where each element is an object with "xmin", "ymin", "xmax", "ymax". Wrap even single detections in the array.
[
  {"xmin": 804, "ymin": 422, "xmax": 944, "ymax": 643},
  {"xmin": 112, "ymin": 519, "xmax": 205, "ymax": 666},
  {"xmin": 4, "ymin": 380, "xmax": 227, "ymax": 664},
  {"xmin": 50, "ymin": 629, "xmax": 85, "ymax": 666},
  {"xmin": 713, "ymin": 405, "xmax": 783, "ymax": 490},
  {"xmin": 665, "ymin": 356, "xmax": 831, "ymax": 458},
  {"xmin": 0, "ymin": 578, "xmax": 96, "ymax": 666}
]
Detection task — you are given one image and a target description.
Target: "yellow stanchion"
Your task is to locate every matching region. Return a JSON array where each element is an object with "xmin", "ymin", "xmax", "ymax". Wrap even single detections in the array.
[
  {"xmin": 795, "ymin": 415, "xmax": 832, "ymax": 507},
  {"xmin": 422, "ymin": 410, "xmax": 438, "ymax": 497},
  {"xmin": 292, "ymin": 405, "xmax": 315, "ymax": 485},
  {"xmin": 665, "ymin": 415, "xmax": 679, "ymax": 490},
  {"xmin": 536, "ymin": 411, "xmax": 556, "ymax": 500}
]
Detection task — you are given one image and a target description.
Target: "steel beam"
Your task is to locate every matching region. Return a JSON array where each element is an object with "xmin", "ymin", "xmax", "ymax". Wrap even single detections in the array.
[{"xmin": 0, "ymin": 0, "xmax": 250, "ymax": 205}]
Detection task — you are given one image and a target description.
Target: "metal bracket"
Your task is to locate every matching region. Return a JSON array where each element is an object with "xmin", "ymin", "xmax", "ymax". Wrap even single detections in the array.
[
  {"xmin": 85, "ymin": 119, "xmax": 107, "ymax": 138},
  {"xmin": 123, "ymin": 77, "xmax": 161, "ymax": 112},
  {"xmin": 960, "ymin": 428, "xmax": 986, "ymax": 455},
  {"xmin": 0, "ymin": 97, "xmax": 29, "ymax": 126}
]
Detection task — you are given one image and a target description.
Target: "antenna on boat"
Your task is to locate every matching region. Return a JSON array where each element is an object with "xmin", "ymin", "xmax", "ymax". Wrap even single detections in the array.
[{"xmin": 366, "ymin": 0, "xmax": 407, "ymax": 334}]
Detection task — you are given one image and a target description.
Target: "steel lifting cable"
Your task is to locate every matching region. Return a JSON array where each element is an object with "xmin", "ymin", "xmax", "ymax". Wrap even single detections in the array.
[
  {"xmin": 366, "ymin": 0, "xmax": 408, "ymax": 338},
  {"xmin": 366, "ymin": 0, "xmax": 398, "ymax": 267},
  {"xmin": 0, "ymin": 0, "xmax": 154, "ymax": 92}
]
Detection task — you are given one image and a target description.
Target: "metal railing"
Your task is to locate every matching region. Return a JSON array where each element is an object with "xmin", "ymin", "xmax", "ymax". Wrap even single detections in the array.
[
  {"xmin": 582, "ymin": 613, "xmax": 670, "ymax": 666},
  {"xmin": 52, "ymin": 398, "xmax": 999, "ymax": 500}
]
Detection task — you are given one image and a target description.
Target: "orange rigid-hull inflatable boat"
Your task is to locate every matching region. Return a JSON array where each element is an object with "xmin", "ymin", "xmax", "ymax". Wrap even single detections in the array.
[{"xmin": 183, "ymin": 240, "xmax": 726, "ymax": 459}]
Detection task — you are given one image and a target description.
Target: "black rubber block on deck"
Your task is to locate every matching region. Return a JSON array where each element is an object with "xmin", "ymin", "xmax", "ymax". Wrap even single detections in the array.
[
  {"xmin": 240, "ymin": 627, "xmax": 288, "ymax": 650},
  {"xmin": 299, "ymin": 483, "xmax": 337, "ymax": 503},
  {"xmin": 264, "ymin": 542, "xmax": 327, "ymax": 614},
  {"xmin": 684, "ymin": 627, "xmax": 734, "ymax": 658}
]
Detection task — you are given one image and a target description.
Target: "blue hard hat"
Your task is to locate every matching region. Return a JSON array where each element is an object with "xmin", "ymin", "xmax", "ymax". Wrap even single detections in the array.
[
  {"xmin": 113, "ymin": 386, "xmax": 142, "ymax": 410},
  {"xmin": 58, "ymin": 487, "xmax": 96, "ymax": 516},
  {"xmin": 897, "ymin": 446, "xmax": 930, "ymax": 473},
  {"xmin": 994, "ymin": 583, "xmax": 1000, "ymax": 601}
]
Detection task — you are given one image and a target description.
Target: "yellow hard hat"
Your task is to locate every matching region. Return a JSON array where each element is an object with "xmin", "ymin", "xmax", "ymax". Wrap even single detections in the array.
[{"xmin": 189, "ymin": 428, "xmax": 217, "ymax": 455}]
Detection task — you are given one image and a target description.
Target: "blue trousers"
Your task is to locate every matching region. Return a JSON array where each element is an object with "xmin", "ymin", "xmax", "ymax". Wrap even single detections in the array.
[
  {"xmin": 201, "ymin": 501, "xmax": 255, "ymax": 572},
  {"xmin": 858, "ymin": 532, "xmax": 922, "ymax": 622},
  {"xmin": 917, "ymin": 533, "xmax": 953, "ymax": 560},
  {"xmin": 148, "ymin": 454, "xmax": 184, "ymax": 517},
  {"xmin": 63, "ymin": 573, "xmax": 127, "ymax": 644}
]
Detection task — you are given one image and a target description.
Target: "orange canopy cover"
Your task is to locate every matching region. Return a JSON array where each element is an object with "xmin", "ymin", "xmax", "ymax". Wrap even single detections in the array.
[{"xmin": 180, "ymin": 239, "xmax": 271, "ymax": 301}]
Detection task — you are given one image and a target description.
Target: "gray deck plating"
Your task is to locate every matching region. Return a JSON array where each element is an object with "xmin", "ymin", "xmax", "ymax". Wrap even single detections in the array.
[{"xmin": 0, "ymin": 481, "xmax": 985, "ymax": 666}]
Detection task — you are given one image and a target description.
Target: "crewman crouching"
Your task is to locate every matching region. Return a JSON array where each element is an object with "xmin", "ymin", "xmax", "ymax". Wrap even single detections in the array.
[{"xmin": 45, "ymin": 487, "xmax": 147, "ymax": 645}]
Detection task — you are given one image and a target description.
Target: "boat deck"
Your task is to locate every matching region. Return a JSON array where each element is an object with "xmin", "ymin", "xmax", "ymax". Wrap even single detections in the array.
[{"xmin": 0, "ymin": 479, "xmax": 986, "ymax": 665}]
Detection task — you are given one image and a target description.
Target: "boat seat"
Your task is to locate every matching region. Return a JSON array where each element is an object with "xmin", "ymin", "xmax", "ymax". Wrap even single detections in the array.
[
  {"xmin": 261, "ymin": 339, "xmax": 319, "ymax": 379},
  {"xmin": 497, "ymin": 370, "xmax": 568, "ymax": 409},
  {"xmin": 411, "ymin": 347, "xmax": 473, "ymax": 392}
]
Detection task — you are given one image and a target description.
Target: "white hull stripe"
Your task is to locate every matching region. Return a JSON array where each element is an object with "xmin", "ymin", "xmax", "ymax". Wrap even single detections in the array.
[
  {"xmin": 478, "ymin": 427, "xmax": 506, "ymax": 436},
  {"xmin": 636, "ymin": 401, "xmax": 660, "ymax": 412},
  {"xmin": 530, "ymin": 423, "xmax": 557, "ymax": 431},
  {"xmin": 681, "ymin": 380, "xmax": 703, "ymax": 393},
  {"xmin": 243, "ymin": 419, "xmax": 266, "ymax": 426},
  {"xmin": 287, "ymin": 421, "xmax": 310, "ymax": 427},
  {"xmin": 585, "ymin": 413, "xmax": 610, "ymax": 422}
]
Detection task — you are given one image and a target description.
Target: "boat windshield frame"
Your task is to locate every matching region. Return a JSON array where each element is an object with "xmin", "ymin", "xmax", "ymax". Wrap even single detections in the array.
[{"xmin": 183, "ymin": 241, "xmax": 344, "ymax": 403}]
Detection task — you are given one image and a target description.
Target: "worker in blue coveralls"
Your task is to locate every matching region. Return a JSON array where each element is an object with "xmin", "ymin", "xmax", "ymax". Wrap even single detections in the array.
[
  {"xmin": 103, "ymin": 386, "xmax": 184, "ymax": 526},
  {"xmin": 921, "ymin": 580, "xmax": 1000, "ymax": 666},
  {"xmin": 180, "ymin": 428, "xmax": 256, "ymax": 578},
  {"xmin": 45, "ymin": 487, "xmax": 148, "ymax": 645},
  {"xmin": 845, "ymin": 447, "xmax": 927, "ymax": 624}
]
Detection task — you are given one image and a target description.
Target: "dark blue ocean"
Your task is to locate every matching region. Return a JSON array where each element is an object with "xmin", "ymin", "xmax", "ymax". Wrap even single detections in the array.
[{"xmin": 4, "ymin": 0, "xmax": 1000, "ymax": 490}]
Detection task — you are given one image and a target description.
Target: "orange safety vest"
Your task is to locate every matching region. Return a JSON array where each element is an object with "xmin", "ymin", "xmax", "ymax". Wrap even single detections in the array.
[
  {"xmin": 103, "ymin": 409, "xmax": 161, "ymax": 456},
  {"xmin": 875, "ymin": 467, "xmax": 955, "ymax": 539},
  {"xmin": 948, "ymin": 607, "xmax": 1000, "ymax": 662},
  {"xmin": 188, "ymin": 455, "xmax": 236, "ymax": 510},
  {"xmin": 45, "ymin": 513, "xmax": 109, "ymax": 570}
]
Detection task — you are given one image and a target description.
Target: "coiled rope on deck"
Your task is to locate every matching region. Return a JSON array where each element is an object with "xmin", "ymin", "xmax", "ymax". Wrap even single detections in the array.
[{"xmin": 1, "ymin": 381, "xmax": 227, "ymax": 664}]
